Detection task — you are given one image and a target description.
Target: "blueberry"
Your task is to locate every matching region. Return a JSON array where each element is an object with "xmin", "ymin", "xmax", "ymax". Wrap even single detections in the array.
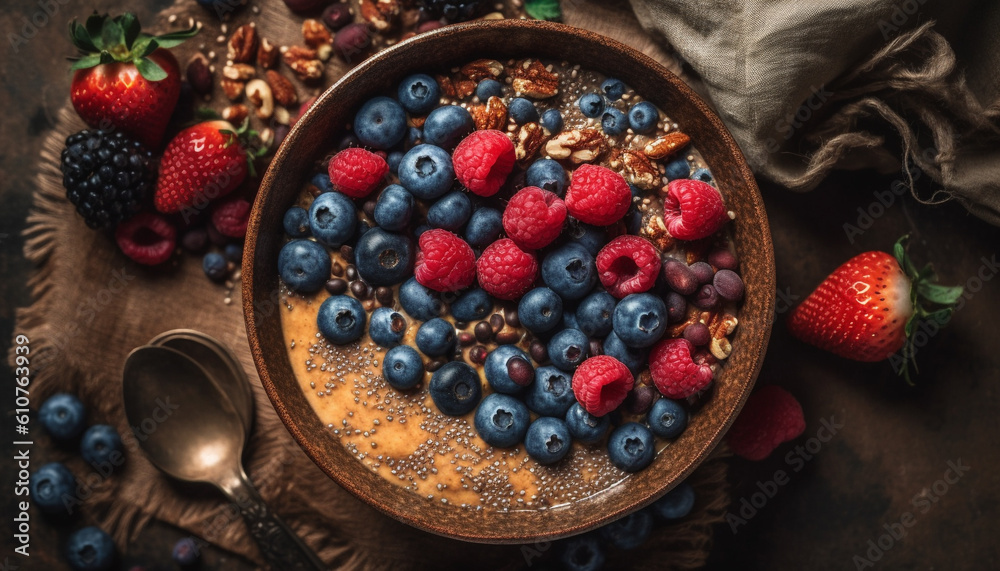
[
  {"xmin": 369, "ymin": 307, "xmax": 407, "ymax": 348},
  {"xmin": 30, "ymin": 462, "xmax": 76, "ymax": 514},
  {"xmin": 484, "ymin": 344, "xmax": 534, "ymax": 394},
  {"xmin": 397, "ymin": 74, "xmax": 440, "ymax": 115},
  {"xmin": 39, "ymin": 393, "xmax": 86, "ymax": 441},
  {"xmin": 224, "ymin": 243, "xmax": 243, "ymax": 263},
  {"xmin": 464, "ymin": 207, "xmax": 503, "ymax": 247},
  {"xmin": 283, "ymin": 206, "xmax": 311, "ymax": 237},
  {"xmin": 374, "ymin": 184, "xmax": 414, "ymax": 232},
  {"xmin": 561, "ymin": 308, "xmax": 580, "ymax": 331},
  {"xmin": 648, "ymin": 398, "xmax": 688, "ymax": 439},
  {"xmin": 423, "ymin": 105, "xmax": 474, "ymax": 149},
  {"xmin": 540, "ymin": 108, "xmax": 564, "ymax": 133},
  {"xmin": 475, "ymin": 78, "xmax": 503, "ymax": 100},
  {"xmin": 578, "ymin": 93, "xmax": 605, "ymax": 118},
  {"xmin": 576, "ymin": 291, "xmax": 616, "ymax": 337},
  {"xmin": 310, "ymin": 172, "xmax": 334, "ymax": 193},
  {"xmin": 278, "ymin": 240, "xmax": 330, "ymax": 293},
  {"xmin": 692, "ymin": 167, "xmax": 714, "ymax": 183},
  {"xmin": 603, "ymin": 332, "xmax": 648, "ymax": 376},
  {"xmin": 387, "ymin": 151, "xmax": 404, "ymax": 175},
  {"xmin": 612, "ymin": 293, "xmax": 667, "ymax": 348},
  {"xmin": 406, "ymin": 126, "xmax": 422, "ymax": 146},
  {"xmin": 518, "ymin": 287, "xmax": 563, "ymax": 334},
  {"xmin": 541, "ymin": 242, "xmax": 596, "ymax": 301},
  {"xmin": 80, "ymin": 425, "xmax": 123, "ymax": 467},
  {"xmin": 354, "ymin": 218, "xmax": 372, "ymax": 241},
  {"xmin": 601, "ymin": 107, "xmax": 628, "ymax": 136},
  {"xmin": 628, "ymin": 101, "xmax": 659, "ymax": 133},
  {"xmin": 567, "ymin": 221, "xmax": 605, "ymax": 256},
  {"xmin": 429, "ymin": 361, "xmax": 482, "ymax": 416},
  {"xmin": 652, "ymin": 481, "xmax": 696, "ymax": 520},
  {"xmin": 415, "ymin": 317, "xmax": 456, "ymax": 357},
  {"xmin": 317, "ymin": 295, "xmax": 366, "ymax": 344},
  {"xmin": 354, "ymin": 227, "xmax": 413, "ymax": 286},
  {"xmin": 600, "ymin": 78, "xmax": 627, "ymax": 100},
  {"xmin": 565, "ymin": 402, "xmax": 610, "ymax": 444},
  {"xmin": 474, "ymin": 393, "xmax": 530, "ymax": 448},
  {"xmin": 508, "ymin": 97, "xmax": 539, "ymax": 124},
  {"xmin": 66, "ymin": 526, "xmax": 116, "ymax": 571},
  {"xmin": 353, "ymin": 96, "xmax": 407, "ymax": 149},
  {"xmin": 172, "ymin": 537, "xmax": 200, "ymax": 567},
  {"xmin": 547, "ymin": 329, "xmax": 590, "ymax": 371},
  {"xmin": 383, "ymin": 345, "xmax": 424, "ymax": 390},
  {"xmin": 398, "ymin": 144, "xmax": 455, "ymax": 200},
  {"xmin": 559, "ymin": 535, "xmax": 605, "ymax": 571},
  {"xmin": 526, "ymin": 158, "xmax": 568, "ymax": 196},
  {"xmin": 607, "ymin": 422, "xmax": 655, "ymax": 472},
  {"xmin": 414, "ymin": 224, "xmax": 431, "ymax": 238},
  {"xmin": 308, "ymin": 191, "xmax": 357, "ymax": 247},
  {"xmin": 202, "ymin": 252, "xmax": 227, "ymax": 281},
  {"xmin": 665, "ymin": 157, "xmax": 691, "ymax": 181},
  {"xmin": 450, "ymin": 287, "xmax": 493, "ymax": 322},
  {"xmin": 524, "ymin": 416, "xmax": 571, "ymax": 464},
  {"xmin": 526, "ymin": 366, "xmax": 575, "ymax": 416},
  {"xmin": 398, "ymin": 277, "xmax": 443, "ymax": 321},
  {"xmin": 427, "ymin": 190, "xmax": 472, "ymax": 230},
  {"xmin": 599, "ymin": 510, "xmax": 653, "ymax": 550}
]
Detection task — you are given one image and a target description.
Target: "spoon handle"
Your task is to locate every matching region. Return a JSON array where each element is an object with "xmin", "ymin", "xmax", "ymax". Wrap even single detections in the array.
[{"xmin": 231, "ymin": 478, "xmax": 328, "ymax": 570}]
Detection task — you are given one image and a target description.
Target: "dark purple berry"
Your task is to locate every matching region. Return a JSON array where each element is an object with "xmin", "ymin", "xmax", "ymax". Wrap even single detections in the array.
[
  {"xmin": 708, "ymin": 247, "xmax": 739, "ymax": 270},
  {"xmin": 588, "ymin": 338, "xmax": 603, "ymax": 357},
  {"xmin": 334, "ymin": 23, "xmax": 372, "ymax": 62},
  {"xmin": 662, "ymin": 257, "xmax": 698, "ymax": 295},
  {"xmin": 624, "ymin": 384, "xmax": 658, "ymax": 415},
  {"xmin": 693, "ymin": 284, "xmax": 719, "ymax": 309},
  {"xmin": 713, "ymin": 269, "xmax": 745, "ymax": 301},
  {"xmin": 180, "ymin": 228, "xmax": 208, "ymax": 252},
  {"xmin": 529, "ymin": 340, "xmax": 549, "ymax": 363},
  {"xmin": 507, "ymin": 356, "xmax": 534, "ymax": 386},
  {"xmin": 689, "ymin": 261, "xmax": 715, "ymax": 285},
  {"xmin": 172, "ymin": 537, "xmax": 200, "ymax": 566},
  {"xmin": 322, "ymin": 2, "xmax": 353, "ymax": 30},
  {"xmin": 683, "ymin": 322, "xmax": 711, "ymax": 346},
  {"xmin": 665, "ymin": 291, "xmax": 687, "ymax": 322}
]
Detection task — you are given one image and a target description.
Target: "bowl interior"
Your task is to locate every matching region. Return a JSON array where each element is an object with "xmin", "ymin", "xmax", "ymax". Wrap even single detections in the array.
[{"xmin": 243, "ymin": 19, "xmax": 775, "ymax": 543}]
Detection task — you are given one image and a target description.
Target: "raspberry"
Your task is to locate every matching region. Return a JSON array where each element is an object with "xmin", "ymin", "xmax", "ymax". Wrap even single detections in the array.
[
  {"xmin": 596, "ymin": 235, "xmax": 662, "ymax": 298},
  {"xmin": 649, "ymin": 338, "xmax": 714, "ymax": 399},
  {"xmin": 327, "ymin": 147, "xmax": 388, "ymax": 198},
  {"xmin": 564, "ymin": 164, "xmax": 631, "ymax": 226},
  {"xmin": 726, "ymin": 385, "xmax": 805, "ymax": 461},
  {"xmin": 211, "ymin": 197, "xmax": 252, "ymax": 238},
  {"xmin": 115, "ymin": 211, "xmax": 177, "ymax": 265},
  {"xmin": 476, "ymin": 238, "xmax": 538, "ymax": 300},
  {"xmin": 662, "ymin": 179, "xmax": 728, "ymax": 240},
  {"xmin": 572, "ymin": 355, "xmax": 635, "ymax": 417},
  {"xmin": 453, "ymin": 129, "xmax": 515, "ymax": 197},
  {"xmin": 502, "ymin": 187, "xmax": 566, "ymax": 249},
  {"xmin": 414, "ymin": 229, "xmax": 477, "ymax": 292}
]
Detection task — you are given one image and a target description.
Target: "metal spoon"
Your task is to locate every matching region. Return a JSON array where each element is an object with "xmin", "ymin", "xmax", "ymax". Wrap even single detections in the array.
[{"xmin": 122, "ymin": 345, "xmax": 327, "ymax": 570}]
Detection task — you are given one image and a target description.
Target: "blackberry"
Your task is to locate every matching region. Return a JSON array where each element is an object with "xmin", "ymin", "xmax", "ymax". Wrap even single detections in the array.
[
  {"xmin": 417, "ymin": 0, "xmax": 488, "ymax": 22},
  {"xmin": 60, "ymin": 129, "xmax": 154, "ymax": 230}
]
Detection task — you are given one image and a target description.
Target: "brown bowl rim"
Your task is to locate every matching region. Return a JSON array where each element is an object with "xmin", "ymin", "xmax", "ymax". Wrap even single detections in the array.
[{"xmin": 243, "ymin": 19, "xmax": 775, "ymax": 543}]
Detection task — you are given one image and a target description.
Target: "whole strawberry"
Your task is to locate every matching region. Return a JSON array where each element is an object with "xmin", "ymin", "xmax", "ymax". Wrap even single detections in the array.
[
  {"xmin": 788, "ymin": 236, "xmax": 962, "ymax": 383},
  {"xmin": 69, "ymin": 13, "xmax": 197, "ymax": 149},
  {"xmin": 155, "ymin": 120, "xmax": 260, "ymax": 215}
]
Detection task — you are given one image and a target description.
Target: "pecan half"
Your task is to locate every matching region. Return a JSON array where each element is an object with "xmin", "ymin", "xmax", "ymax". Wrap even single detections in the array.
[
  {"xmin": 257, "ymin": 37, "xmax": 279, "ymax": 69},
  {"xmin": 227, "ymin": 24, "xmax": 258, "ymax": 64},
  {"xmin": 302, "ymin": 19, "xmax": 333, "ymax": 60},
  {"xmin": 507, "ymin": 59, "xmax": 559, "ymax": 99},
  {"xmin": 221, "ymin": 104, "xmax": 249, "ymax": 124},
  {"xmin": 265, "ymin": 70, "xmax": 298, "ymax": 106},
  {"xmin": 511, "ymin": 122, "xmax": 549, "ymax": 164},
  {"xmin": 544, "ymin": 129, "xmax": 606, "ymax": 163},
  {"xmin": 360, "ymin": 0, "xmax": 400, "ymax": 31},
  {"xmin": 471, "ymin": 96, "xmax": 507, "ymax": 130},
  {"xmin": 283, "ymin": 46, "xmax": 324, "ymax": 82},
  {"xmin": 222, "ymin": 63, "xmax": 255, "ymax": 81},
  {"xmin": 609, "ymin": 148, "xmax": 659, "ymax": 190},
  {"xmin": 436, "ymin": 74, "xmax": 456, "ymax": 98},
  {"xmin": 220, "ymin": 78, "xmax": 245, "ymax": 101},
  {"xmin": 644, "ymin": 131, "xmax": 691, "ymax": 160},
  {"xmin": 461, "ymin": 59, "xmax": 503, "ymax": 82}
]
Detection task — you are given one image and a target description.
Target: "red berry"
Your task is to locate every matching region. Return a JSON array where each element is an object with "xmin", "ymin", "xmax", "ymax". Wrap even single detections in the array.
[
  {"xmin": 327, "ymin": 147, "xmax": 388, "ymax": 198},
  {"xmin": 154, "ymin": 121, "xmax": 248, "ymax": 214},
  {"xmin": 596, "ymin": 235, "xmax": 661, "ymax": 298},
  {"xmin": 476, "ymin": 238, "xmax": 538, "ymax": 300},
  {"xmin": 572, "ymin": 355, "xmax": 635, "ymax": 417},
  {"xmin": 502, "ymin": 186, "xmax": 566, "ymax": 250},
  {"xmin": 211, "ymin": 197, "xmax": 252, "ymax": 238},
  {"xmin": 115, "ymin": 211, "xmax": 177, "ymax": 265},
  {"xmin": 649, "ymin": 338, "xmax": 714, "ymax": 399},
  {"xmin": 453, "ymin": 130, "xmax": 516, "ymax": 197},
  {"xmin": 726, "ymin": 385, "xmax": 805, "ymax": 461},
  {"xmin": 415, "ymin": 229, "xmax": 477, "ymax": 292},
  {"xmin": 662, "ymin": 179, "xmax": 728, "ymax": 240},
  {"xmin": 564, "ymin": 164, "xmax": 631, "ymax": 226}
]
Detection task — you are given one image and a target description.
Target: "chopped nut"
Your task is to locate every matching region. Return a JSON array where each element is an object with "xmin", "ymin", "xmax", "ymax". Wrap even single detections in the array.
[
  {"xmin": 639, "ymin": 211, "xmax": 676, "ymax": 251},
  {"xmin": 609, "ymin": 148, "xmax": 659, "ymax": 190},
  {"xmin": 471, "ymin": 96, "xmax": 507, "ymax": 130},
  {"xmin": 360, "ymin": 0, "xmax": 400, "ymax": 32},
  {"xmin": 257, "ymin": 37, "xmax": 279, "ymax": 69},
  {"xmin": 507, "ymin": 58, "xmax": 559, "ymax": 98},
  {"xmin": 246, "ymin": 79, "xmax": 274, "ymax": 119},
  {"xmin": 186, "ymin": 53, "xmax": 213, "ymax": 95},
  {"xmin": 408, "ymin": 115, "xmax": 426, "ymax": 128},
  {"xmin": 644, "ymin": 131, "xmax": 691, "ymax": 160},
  {"xmin": 227, "ymin": 24, "xmax": 258, "ymax": 64},
  {"xmin": 667, "ymin": 306, "xmax": 704, "ymax": 338},
  {"xmin": 220, "ymin": 78, "xmax": 245, "ymax": 101},
  {"xmin": 301, "ymin": 19, "xmax": 333, "ymax": 60},
  {"xmin": 511, "ymin": 122, "xmax": 549, "ymax": 164},
  {"xmin": 265, "ymin": 70, "xmax": 298, "ymax": 106},
  {"xmin": 283, "ymin": 46, "xmax": 324, "ymax": 82},
  {"xmin": 435, "ymin": 74, "xmax": 456, "ymax": 98},
  {"xmin": 708, "ymin": 313, "xmax": 738, "ymax": 360},
  {"xmin": 222, "ymin": 63, "xmax": 255, "ymax": 81},
  {"xmin": 453, "ymin": 78, "xmax": 476, "ymax": 99},
  {"xmin": 273, "ymin": 106, "xmax": 291, "ymax": 125},
  {"xmin": 221, "ymin": 104, "xmax": 249, "ymax": 124},
  {"xmin": 544, "ymin": 129, "xmax": 606, "ymax": 163},
  {"xmin": 461, "ymin": 59, "xmax": 504, "ymax": 82}
]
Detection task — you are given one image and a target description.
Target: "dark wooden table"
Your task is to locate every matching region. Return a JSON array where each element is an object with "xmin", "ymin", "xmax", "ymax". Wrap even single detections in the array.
[{"xmin": 2, "ymin": 0, "xmax": 998, "ymax": 569}]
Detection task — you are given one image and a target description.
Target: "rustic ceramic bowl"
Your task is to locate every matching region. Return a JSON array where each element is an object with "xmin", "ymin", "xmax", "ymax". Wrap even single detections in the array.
[{"xmin": 244, "ymin": 19, "xmax": 774, "ymax": 543}]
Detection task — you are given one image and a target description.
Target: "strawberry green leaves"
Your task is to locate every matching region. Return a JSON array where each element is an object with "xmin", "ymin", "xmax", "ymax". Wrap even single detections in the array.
[
  {"xmin": 525, "ymin": 0, "xmax": 562, "ymax": 21},
  {"xmin": 68, "ymin": 12, "xmax": 197, "ymax": 81}
]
